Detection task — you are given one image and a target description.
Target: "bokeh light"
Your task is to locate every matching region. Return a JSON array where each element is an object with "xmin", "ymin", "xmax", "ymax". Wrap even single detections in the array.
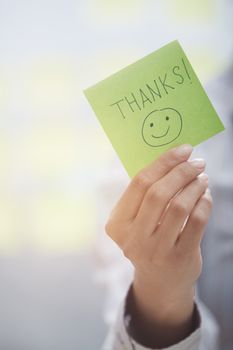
[{"xmin": 0, "ymin": 0, "xmax": 232, "ymax": 254}]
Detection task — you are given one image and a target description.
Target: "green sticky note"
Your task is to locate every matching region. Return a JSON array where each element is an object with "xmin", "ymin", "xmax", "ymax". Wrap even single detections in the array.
[{"xmin": 84, "ymin": 40, "xmax": 225, "ymax": 178}]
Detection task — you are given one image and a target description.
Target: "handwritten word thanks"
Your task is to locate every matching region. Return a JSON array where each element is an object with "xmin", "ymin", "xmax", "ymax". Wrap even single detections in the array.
[{"xmin": 110, "ymin": 58, "xmax": 191, "ymax": 119}]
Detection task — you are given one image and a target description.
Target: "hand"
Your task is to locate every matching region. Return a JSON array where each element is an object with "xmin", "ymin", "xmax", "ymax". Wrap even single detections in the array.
[{"xmin": 105, "ymin": 144, "xmax": 213, "ymax": 348}]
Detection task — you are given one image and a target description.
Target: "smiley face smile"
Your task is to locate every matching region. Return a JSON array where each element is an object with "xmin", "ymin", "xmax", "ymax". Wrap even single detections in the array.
[
  {"xmin": 151, "ymin": 125, "xmax": 170, "ymax": 138},
  {"xmin": 142, "ymin": 108, "xmax": 183, "ymax": 147}
]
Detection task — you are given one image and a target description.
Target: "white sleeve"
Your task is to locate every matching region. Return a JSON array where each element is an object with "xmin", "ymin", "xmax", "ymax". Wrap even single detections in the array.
[{"xmin": 101, "ymin": 286, "xmax": 219, "ymax": 350}]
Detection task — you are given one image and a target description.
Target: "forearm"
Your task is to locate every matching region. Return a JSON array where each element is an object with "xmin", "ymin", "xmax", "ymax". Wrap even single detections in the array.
[{"xmin": 127, "ymin": 274, "xmax": 196, "ymax": 348}]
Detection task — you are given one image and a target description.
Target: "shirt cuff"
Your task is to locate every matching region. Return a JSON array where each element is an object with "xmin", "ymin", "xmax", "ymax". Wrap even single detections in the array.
[{"xmin": 102, "ymin": 284, "xmax": 202, "ymax": 350}]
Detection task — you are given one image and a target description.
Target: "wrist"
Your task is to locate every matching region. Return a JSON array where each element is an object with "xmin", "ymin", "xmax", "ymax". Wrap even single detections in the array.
[{"xmin": 133, "ymin": 271, "xmax": 195, "ymax": 324}]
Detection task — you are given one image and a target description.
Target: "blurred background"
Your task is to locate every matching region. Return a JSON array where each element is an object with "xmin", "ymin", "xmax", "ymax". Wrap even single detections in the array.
[{"xmin": 0, "ymin": 0, "xmax": 232, "ymax": 349}]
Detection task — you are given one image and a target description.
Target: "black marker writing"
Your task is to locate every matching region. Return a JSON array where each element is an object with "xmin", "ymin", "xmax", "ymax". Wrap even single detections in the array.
[{"xmin": 110, "ymin": 57, "xmax": 192, "ymax": 119}]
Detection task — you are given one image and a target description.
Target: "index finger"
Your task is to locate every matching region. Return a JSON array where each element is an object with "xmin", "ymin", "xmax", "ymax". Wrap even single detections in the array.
[{"xmin": 111, "ymin": 144, "xmax": 193, "ymax": 221}]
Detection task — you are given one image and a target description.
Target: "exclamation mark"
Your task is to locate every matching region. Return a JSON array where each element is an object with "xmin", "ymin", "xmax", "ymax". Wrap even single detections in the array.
[{"xmin": 182, "ymin": 58, "xmax": 192, "ymax": 84}]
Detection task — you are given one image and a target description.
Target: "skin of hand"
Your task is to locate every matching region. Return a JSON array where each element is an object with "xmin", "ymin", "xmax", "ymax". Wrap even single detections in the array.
[{"xmin": 105, "ymin": 144, "xmax": 213, "ymax": 348}]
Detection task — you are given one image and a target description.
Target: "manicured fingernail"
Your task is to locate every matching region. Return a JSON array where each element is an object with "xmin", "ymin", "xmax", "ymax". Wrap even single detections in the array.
[
  {"xmin": 176, "ymin": 144, "xmax": 193, "ymax": 157},
  {"xmin": 199, "ymin": 173, "xmax": 208, "ymax": 184},
  {"xmin": 190, "ymin": 158, "xmax": 206, "ymax": 169}
]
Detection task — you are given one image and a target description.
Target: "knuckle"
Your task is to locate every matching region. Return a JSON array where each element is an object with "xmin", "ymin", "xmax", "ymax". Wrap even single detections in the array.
[
  {"xmin": 168, "ymin": 147, "xmax": 179, "ymax": 162},
  {"xmin": 159, "ymin": 148, "xmax": 178, "ymax": 170},
  {"xmin": 196, "ymin": 177, "xmax": 205, "ymax": 188},
  {"xmin": 203, "ymin": 194, "xmax": 213, "ymax": 208},
  {"xmin": 191, "ymin": 211, "xmax": 208, "ymax": 227},
  {"xmin": 158, "ymin": 153, "xmax": 171, "ymax": 169},
  {"xmin": 177, "ymin": 162, "xmax": 192, "ymax": 178},
  {"xmin": 132, "ymin": 172, "xmax": 151, "ymax": 191},
  {"xmin": 171, "ymin": 200, "xmax": 188, "ymax": 216},
  {"xmin": 199, "ymin": 182, "xmax": 208, "ymax": 194},
  {"xmin": 147, "ymin": 185, "xmax": 165, "ymax": 203}
]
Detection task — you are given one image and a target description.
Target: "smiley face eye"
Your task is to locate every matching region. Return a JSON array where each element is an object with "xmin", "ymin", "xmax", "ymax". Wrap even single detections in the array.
[
  {"xmin": 150, "ymin": 123, "xmax": 154, "ymax": 127},
  {"xmin": 166, "ymin": 116, "xmax": 169, "ymax": 121}
]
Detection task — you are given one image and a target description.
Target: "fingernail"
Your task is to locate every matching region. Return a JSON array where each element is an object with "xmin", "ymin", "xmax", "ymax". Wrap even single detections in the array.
[
  {"xmin": 190, "ymin": 158, "xmax": 206, "ymax": 169},
  {"xmin": 176, "ymin": 144, "xmax": 193, "ymax": 157},
  {"xmin": 205, "ymin": 188, "xmax": 211, "ymax": 196},
  {"xmin": 199, "ymin": 173, "xmax": 209, "ymax": 184}
]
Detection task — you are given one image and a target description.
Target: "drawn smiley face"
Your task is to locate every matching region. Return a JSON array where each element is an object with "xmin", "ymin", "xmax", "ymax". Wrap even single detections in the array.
[{"xmin": 142, "ymin": 108, "xmax": 183, "ymax": 147}]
